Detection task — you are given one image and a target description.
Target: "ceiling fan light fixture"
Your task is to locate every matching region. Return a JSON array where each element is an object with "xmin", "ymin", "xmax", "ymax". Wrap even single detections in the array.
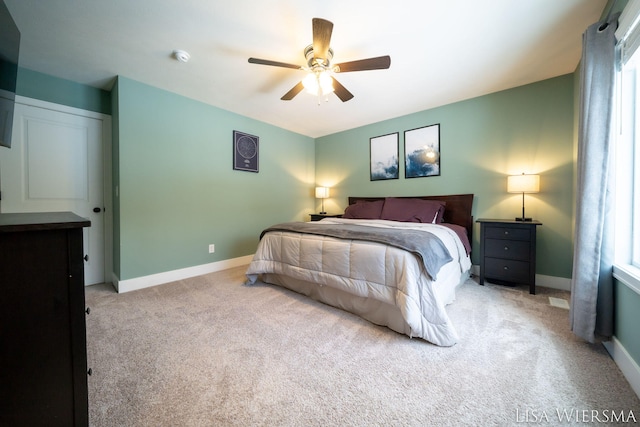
[
  {"xmin": 303, "ymin": 70, "xmax": 334, "ymax": 96},
  {"xmin": 318, "ymin": 71, "xmax": 334, "ymax": 94}
]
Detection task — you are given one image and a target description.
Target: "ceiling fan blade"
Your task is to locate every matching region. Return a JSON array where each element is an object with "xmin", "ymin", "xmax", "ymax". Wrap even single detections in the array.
[
  {"xmin": 334, "ymin": 56, "xmax": 391, "ymax": 73},
  {"xmin": 312, "ymin": 18, "xmax": 333, "ymax": 63},
  {"xmin": 248, "ymin": 57, "xmax": 302, "ymax": 70},
  {"xmin": 281, "ymin": 81, "xmax": 305, "ymax": 100},
  {"xmin": 331, "ymin": 77, "xmax": 354, "ymax": 102}
]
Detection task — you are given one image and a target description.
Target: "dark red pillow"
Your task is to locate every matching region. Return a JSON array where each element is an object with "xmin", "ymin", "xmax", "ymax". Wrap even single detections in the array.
[
  {"xmin": 380, "ymin": 197, "xmax": 446, "ymax": 223},
  {"xmin": 343, "ymin": 199, "xmax": 385, "ymax": 219}
]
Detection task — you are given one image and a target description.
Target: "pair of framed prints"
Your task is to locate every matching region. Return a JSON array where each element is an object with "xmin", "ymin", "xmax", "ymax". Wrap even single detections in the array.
[{"xmin": 370, "ymin": 124, "xmax": 440, "ymax": 181}]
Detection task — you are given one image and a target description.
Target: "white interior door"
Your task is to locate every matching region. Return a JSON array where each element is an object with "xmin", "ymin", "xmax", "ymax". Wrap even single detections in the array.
[{"xmin": 0, "ymin": 101, "xmax": 105, "ymax": 285}]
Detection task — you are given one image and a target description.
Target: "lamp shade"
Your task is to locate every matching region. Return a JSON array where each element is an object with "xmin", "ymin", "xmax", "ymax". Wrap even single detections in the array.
[
  {"xmin": 507, "ymin": 174, "xmax": 540, "ymax": 193},
  {"xmin": 315, "ymin": 187, "xmax": 329, "ymax": 199}
]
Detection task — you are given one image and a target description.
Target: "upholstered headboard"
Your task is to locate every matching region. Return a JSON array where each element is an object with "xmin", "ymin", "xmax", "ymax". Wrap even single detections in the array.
[{"xmin": 347, "ymin": 194, "xmax": 474, "ymax": 242}]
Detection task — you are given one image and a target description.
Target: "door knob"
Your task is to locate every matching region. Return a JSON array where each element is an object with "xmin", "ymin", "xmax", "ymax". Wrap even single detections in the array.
[
  {"xmin": 84, "ymin": 254, "xmax": 89, "ymax": 262},
  {"xmin": 93, "ymin": 207, "xmax": 102, "ymax": 213}
]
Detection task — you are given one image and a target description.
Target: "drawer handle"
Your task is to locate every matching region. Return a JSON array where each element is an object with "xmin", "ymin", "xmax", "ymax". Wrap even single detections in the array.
[
  {"xmin": 504, "ymin": 231, "xmax": 509, "ymax": 235},
  {"xmin": 504, "ymin": 246, "xmax": 509, "ymax": 251},
  {"xmin": 503, "ymin": 266, "xmax": 509, "ymax": 270}
]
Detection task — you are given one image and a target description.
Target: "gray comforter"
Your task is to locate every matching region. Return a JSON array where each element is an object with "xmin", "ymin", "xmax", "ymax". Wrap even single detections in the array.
[{"xmin": 261, "ymin": 221, "xmax": 453, "ymax": 280}]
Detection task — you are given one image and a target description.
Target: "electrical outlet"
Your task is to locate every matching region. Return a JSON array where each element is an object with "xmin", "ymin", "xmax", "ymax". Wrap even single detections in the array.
[{"xmin": 208, "ymin": 244, "xmax": 215, "ymax": 253}]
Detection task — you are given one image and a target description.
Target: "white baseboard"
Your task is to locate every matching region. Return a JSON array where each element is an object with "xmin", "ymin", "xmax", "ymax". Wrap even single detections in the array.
[
  {"xmin": 470, "ymin": 266, "xmax": 571, "ymax": 291},
  {"xmin": 113, "ymin": 255, "xmax": 254, "ymax": 293},
  {"xmin": 603, "ymin": 337, "xmax": 640, "ymax": 399},
  {"xmin": 536, "ymin": 274, "xmax": 571, "ymax": 291},
  {"xmin": 116, "ymin": 262, "xmax": 568, "ymax": 293}
]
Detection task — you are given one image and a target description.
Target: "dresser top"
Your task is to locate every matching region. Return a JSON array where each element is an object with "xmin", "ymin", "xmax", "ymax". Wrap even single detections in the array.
[{"xmin": 0, "ymin": 212, "xmax": 91, "ymax": 233}]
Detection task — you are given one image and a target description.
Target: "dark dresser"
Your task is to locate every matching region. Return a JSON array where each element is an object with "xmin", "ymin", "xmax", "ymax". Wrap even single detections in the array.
[
  {"xmin": 477, "ymin": 218, "xmax": 542, "ymax": 294},
  {"xmin": 0, "ymin": 212, "xmax": 91, "ymax": 426}
]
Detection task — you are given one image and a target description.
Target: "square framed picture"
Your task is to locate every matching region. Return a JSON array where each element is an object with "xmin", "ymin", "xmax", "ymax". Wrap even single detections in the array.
[
  {"xmin": 233, "ymin": 131, "xmax": 259, "ymax": 172},
  {"xmin": 404, "ymin": 124, "xmax": 440, "ymax": 178},
  {"xmin": 370, "ymin": 132, "xmax": 399, "ymax": 181}
]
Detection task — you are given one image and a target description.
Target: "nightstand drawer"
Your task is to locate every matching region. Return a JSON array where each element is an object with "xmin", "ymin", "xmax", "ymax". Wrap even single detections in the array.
[
  {"xmin": 484, "ymin": 226, "xmax": 531, "ymax": 241},
  {"xmin": 484, "ymin": 238, "xmax": 530, "ymax": 261},
  {"xmin": 485, "ymin": 257, "xmax": 531, "ymax": 283}
]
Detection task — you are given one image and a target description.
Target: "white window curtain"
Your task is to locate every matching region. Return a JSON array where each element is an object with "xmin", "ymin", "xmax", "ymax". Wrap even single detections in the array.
[{"xmin": 569, "ymin": 11, "xmax": 620, "ymax": 343}]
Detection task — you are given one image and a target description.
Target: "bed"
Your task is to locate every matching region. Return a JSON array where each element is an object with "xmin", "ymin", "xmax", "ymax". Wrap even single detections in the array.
[{"xmin": 245, "ymin": 194, "xmax": 474, "ymax": 346}]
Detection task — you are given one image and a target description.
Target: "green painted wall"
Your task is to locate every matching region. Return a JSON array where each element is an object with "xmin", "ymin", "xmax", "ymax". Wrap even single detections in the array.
[
  {"xmin": 16, "ymin": 67, "xmax": 111, "ymax": 114},
  {"xmin": 614, "ymin": 281, "xmax": 640, "ymax": 365},
  {"xmin": 316, "ymin": 75, "xmax": 575, "ymax": 278},
  {"xmin": 113, "ymin": 77, "xmax": 314, "ymax": 280}
]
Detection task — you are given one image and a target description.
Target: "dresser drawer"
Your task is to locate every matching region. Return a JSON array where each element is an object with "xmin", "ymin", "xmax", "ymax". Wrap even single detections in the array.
[
  {"xmin": 484, "ymin": 238, "xmax": 530, "ymax": 261},
  {"xmin": 485, "ymin": 257, "xmax": 531, "ymax": 283},
  {"xmin": 484, "ymin": 226, "xmax": 531, "ymax": 241}
]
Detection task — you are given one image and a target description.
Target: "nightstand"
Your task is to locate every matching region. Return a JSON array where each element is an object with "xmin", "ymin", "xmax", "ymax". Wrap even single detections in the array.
[
  {"xmin": 309, "ymin": 213, "xmax": 342, "ymax": 222},
  {"xmin": 477, "ymin": 219, "xmax": 542, "ymax": 294}
]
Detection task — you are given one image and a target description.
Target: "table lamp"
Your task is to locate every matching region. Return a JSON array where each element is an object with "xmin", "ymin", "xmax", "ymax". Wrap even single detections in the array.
[
  {"xmin": 507, "ymin": 173, "xmax": 539, "ymax": 221},
  {"xmin": 315, "ymin": 187, "xmax": 329, "ymax": 214}
]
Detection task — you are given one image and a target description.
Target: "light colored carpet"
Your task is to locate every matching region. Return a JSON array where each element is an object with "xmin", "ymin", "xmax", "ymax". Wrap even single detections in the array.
[{"xmin": 86, "ymin": 266, "xmax": 639, "ymax": 426}]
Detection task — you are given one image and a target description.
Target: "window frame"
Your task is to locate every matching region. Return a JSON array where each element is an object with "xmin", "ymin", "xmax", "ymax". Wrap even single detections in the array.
[{"xmin": 613, "ymin": 1, "xmax": 640, "ymax": 295}]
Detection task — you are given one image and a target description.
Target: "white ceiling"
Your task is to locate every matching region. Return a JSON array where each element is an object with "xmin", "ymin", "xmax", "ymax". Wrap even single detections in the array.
[{"xmin": 4, "ymin": 0, "xmax": 607, "ymax": 138}]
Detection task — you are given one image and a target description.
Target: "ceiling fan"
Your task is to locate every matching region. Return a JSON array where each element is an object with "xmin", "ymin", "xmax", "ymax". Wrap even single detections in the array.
[{"xmin": 248, "ymin": 18, "xmax": 391, "ymax": 102}]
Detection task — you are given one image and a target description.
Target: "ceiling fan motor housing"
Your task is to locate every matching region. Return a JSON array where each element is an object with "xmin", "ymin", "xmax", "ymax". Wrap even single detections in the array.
[{"xmin": 305, "ymin": 45, "xmax": 333, "ymax": 69}]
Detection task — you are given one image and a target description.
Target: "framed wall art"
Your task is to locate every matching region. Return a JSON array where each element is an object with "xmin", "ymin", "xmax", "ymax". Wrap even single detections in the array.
[
  {"xmin": 233, "ymin": 130, "xmax": 259, "ymax": 173},
  {"xmin": 370, "ymin": 132, "xmax": 399, "ymax": 181},
  {"xmin": 404, "ymin": 124, "xmax": 440, "ymax": 178}
]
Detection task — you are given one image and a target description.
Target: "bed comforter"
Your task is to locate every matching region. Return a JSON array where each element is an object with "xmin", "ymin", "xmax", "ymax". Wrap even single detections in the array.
[{"xmin": 245, "ymin": 218, "xmax": 472, "ymax": 346}]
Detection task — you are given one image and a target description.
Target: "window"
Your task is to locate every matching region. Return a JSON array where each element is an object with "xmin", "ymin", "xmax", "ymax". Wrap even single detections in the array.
[
  {"xmin": 615, "ymin": 46, "xmax": 639, "ymax": 266},
  {"xmin": 614, "ymin": 1, "xmax": 640, "ymax": 286}
]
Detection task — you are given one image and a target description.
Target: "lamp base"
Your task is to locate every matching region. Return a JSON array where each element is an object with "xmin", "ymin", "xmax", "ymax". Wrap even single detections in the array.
[{"xmin": 515, "ymin": 217, "xmax": 533, "ymax": 222}]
